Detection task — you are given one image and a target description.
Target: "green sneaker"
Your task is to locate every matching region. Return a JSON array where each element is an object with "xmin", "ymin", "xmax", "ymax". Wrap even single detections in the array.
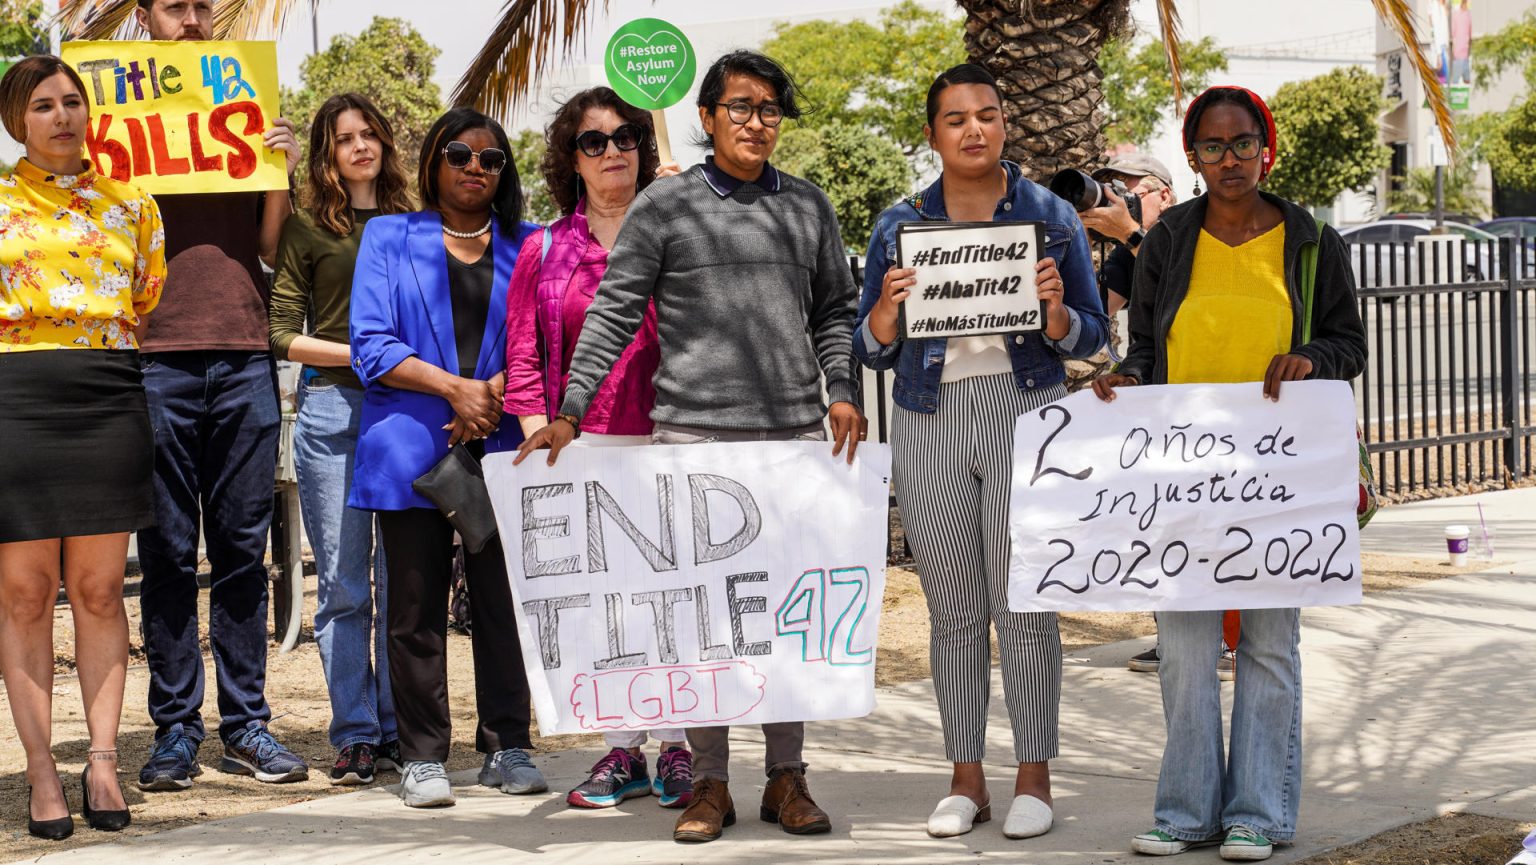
[
  {"xmin": 1220, "ymin": 826, "xmax": 1274, "ymax": 861},
  {"xmin": 1131, "ymin": 828, "xmax": 1223, "ymax": 855}
]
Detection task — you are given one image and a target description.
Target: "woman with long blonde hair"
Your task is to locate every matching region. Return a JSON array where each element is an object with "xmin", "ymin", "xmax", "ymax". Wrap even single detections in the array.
[{"xmin": 268, "ymin": 92, "xmax": 413, "ymax": 785}]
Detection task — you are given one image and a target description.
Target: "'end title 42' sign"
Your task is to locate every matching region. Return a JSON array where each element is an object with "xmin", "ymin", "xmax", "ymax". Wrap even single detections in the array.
[{"xmin": 62, "ymin": 41, "xmax": 287, "ymax": 196}]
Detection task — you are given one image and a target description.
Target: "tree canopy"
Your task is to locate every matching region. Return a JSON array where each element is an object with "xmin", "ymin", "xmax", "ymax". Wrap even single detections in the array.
[
  {"xmin": 1388, "ymin": 159, "xmax": 1488, "ymax": 218},
  {"xmin": 774, "ymin": 122, "xmax": 911, "ymax": 251},
  {"xmin": 1, "ymin": 1, "xmax": 47, "ymax": 57},
  {"xmin": 1470, "ymin": 12, "xmax": 1536, "ymax": 192},
  {"xmin": 761, "ymin": 1, "xmax": 966, "ymax": 158},
  {"xmin": 507, "ymin": 128, "xmax": 557, "ymax": 225},
  {"xmin": 281, "ymin": 17, "xmax": 444, "ymax": 183},
  {"xmin": 1263, "ymin": 66, "xmax": 1392, "ymax": 209},
  {"xmin": 1100, "ymin": 36, "xmax": 1228, "ymax": 148}
]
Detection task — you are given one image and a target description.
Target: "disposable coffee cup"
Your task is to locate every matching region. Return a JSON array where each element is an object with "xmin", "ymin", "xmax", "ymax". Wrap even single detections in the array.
[{"xmin": 1445, "ymin": 524, "xmax": 1470, "ymax": 567}]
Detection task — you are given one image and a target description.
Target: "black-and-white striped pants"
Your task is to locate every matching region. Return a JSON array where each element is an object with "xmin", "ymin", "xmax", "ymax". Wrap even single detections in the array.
[{"xmin": 892, "ymin": 373, "xmax": 1065, "ymax": 764}]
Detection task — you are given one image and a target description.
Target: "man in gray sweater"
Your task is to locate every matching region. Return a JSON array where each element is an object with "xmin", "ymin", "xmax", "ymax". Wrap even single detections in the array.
[{"xmin": 517, "ymin": 50, "xmax": 865, "ymax": 843}]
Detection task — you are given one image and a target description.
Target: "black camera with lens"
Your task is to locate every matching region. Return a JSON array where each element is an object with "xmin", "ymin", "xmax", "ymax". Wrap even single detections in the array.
[{"xmin": 1049, "ymin": 169, "xmax": 1142, "ymax": 243}]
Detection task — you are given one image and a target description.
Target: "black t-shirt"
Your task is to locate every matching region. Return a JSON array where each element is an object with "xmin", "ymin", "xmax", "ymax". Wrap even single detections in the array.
[
  {"xmin": 1102, "ymin": 244, "xmax": 1135, "ymax": 306},
  {"xmin": 446, "ymin": 243, "xmax": 493, "ymax": 378}
]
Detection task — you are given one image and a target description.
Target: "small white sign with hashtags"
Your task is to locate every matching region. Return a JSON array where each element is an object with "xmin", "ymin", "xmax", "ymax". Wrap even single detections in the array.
[{"xmin": 897, "ymin": 221, "xmax": 1044, "ymax": 340}]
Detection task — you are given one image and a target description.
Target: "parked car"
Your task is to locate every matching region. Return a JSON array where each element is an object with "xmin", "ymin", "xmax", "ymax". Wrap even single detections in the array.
[
  {"xmin": 1337, "ymin": 219, "xmax": 1497, "ymax": 285},
  {"xmin": 1477, "ymin": 217, "xmax": 1536, "ymax": 245}
]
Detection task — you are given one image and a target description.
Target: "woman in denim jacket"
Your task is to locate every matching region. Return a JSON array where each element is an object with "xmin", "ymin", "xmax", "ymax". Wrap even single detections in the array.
[{"xmin": 854, "ymin": 64, "xmax": 1107, "ymax": 841}]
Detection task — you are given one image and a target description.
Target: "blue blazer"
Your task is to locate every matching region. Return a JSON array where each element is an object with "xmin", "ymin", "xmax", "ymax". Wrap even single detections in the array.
[{"xmin": 347, "ymin": 210, "xmax": 538, "ymax": 511}]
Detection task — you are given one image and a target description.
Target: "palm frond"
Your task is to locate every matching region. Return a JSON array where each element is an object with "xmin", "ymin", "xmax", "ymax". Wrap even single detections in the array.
[
  {"xmin": 1154, "ymin": 0, "xmax": 1186, "ymax": 113},
  {"xmin": 1371, "ymin": 0, "xmax": 1457, "ymax": 157},
  {"xmin": 450, "ymin": 0, "xmax": 608, "ymax": 117},
  {"xmin": 54, "ymin": 0, "xmax": 138, "ymax": 40},
  {"xmin": 54, "ymin": 0, "xmax": 307, "ymax": 41},
  {"xmin": 214, "ymin": 0, "xmax": 307, "ymax": 40}
]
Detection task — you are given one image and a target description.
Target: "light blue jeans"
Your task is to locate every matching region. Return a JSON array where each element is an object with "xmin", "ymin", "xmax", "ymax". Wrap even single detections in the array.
[
  {"xmin": 294, "ymin": 378, "xmax": 396, "ymax": 750},
  {"xmin": 1153, "ymin": 608, "xmax": 1302, "ymax": 842}
]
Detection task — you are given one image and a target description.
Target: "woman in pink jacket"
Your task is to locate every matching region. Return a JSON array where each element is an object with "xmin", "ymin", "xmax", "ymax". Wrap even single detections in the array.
[{"xmin": 502, "ymin": 86, "xmax": 688, "ymax": 812}]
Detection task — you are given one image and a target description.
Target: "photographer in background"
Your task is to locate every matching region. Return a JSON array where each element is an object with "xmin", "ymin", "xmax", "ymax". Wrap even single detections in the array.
[
  {"xmin": 1079, "ymin": 154, "xmax": 1176, "ymax": 316},
  {"xmin": 1061, "ymin": 154, "xmax": 1176, "ymax": 393}
]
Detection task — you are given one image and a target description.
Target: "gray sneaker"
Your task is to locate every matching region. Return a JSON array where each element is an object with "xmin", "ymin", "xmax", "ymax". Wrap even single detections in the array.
[
  {"xmin": 400, "ymin": 760, "xmax": 454, "ymax": 808},
  {"xmin": 478, "ymin": 748, "xmax": 547, "ymax": 795}
]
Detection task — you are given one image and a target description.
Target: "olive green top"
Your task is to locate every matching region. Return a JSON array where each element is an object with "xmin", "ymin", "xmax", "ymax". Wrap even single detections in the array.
[{"xmin": 269, "ymin": 208, "xmax": 379, "ymax": 389}]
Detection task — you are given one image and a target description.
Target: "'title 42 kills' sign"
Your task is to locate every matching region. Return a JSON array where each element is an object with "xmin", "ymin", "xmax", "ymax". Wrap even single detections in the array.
[{"xmin": 62, "ymin": 41, "xmax": 288, "ymax": 195}]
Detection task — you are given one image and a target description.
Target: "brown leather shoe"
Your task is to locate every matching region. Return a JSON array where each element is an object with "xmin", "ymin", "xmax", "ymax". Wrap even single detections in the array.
[
  {"xmin": 760, "ymin": 768, "xmax": 831, "ymax": 834},
  {"xmin": 674, "ymin": 778, "xmax": 735, "ymax": 843}
]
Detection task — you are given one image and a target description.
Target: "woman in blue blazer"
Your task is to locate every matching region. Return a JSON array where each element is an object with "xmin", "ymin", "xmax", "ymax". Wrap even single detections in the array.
[{"xmin": 348, "ymin": 107, "xmax": 544, "ymax": 808}]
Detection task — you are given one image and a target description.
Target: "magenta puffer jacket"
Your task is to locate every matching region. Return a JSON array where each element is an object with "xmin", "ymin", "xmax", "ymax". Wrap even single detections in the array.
[{"xmin": 503, "ymin": 200, "xmax": 659, "ymax": 435}]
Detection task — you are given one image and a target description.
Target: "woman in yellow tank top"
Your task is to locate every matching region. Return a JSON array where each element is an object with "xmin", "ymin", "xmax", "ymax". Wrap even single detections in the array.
[{"xmin": 1093, "ymin": 87, "xmax": 1366, "ymax": 860}]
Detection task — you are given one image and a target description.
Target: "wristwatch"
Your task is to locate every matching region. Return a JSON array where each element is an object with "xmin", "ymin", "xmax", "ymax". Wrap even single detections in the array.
[
  {"xmin": 1126, "ymin": 228, "xmax": 1146, "ymax": 250},
  {"xmin": 555, "ymin": 412, "xmax": 582, "ymax": 438}
]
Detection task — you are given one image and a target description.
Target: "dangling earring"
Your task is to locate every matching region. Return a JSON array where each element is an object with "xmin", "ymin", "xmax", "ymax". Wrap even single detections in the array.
[{"xmin": 1193, "ymin": 178, "xmax": 1202, "ymax": 196}]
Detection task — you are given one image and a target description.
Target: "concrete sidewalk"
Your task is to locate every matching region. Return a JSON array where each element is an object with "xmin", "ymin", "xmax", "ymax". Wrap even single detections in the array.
[{"xmin": 39, "ymin": 490, "xmax": 1536, "ymax": 864}]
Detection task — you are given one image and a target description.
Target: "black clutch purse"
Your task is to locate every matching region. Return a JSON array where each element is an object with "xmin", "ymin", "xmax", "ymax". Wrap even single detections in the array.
[{"xmin": 412, "ymin": 444, "xmax": 499, "ymax": 554}]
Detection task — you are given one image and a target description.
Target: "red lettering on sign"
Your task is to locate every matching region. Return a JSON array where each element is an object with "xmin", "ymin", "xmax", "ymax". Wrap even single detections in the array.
[
  {"xmin": 667, "ymin": 670, "xmax": 700, "ymax": 714},
  {"xmin": 146, "ymin": 115, "xmax": 190, "ymax": 176},
  {"xmin": 627, "ymin": 672, "xmax": 664, "ymax": 721},
  {"xmin": 85, "ymin": 115, "xmax": 131, "ymax": 182},
  {"xmin": 123, "ymin": 117, "xmax": 150, "ymax": 179},
  {"xmin": 209, "ymin": 101, "xmax": 263, "ymax": 179},
  {"xmin": 186, "ymin": 112, "xmax": 222, "ymax": 172},
  {"xmin": 570, "ymin": 661, "xmax": 766, "ymax": 731}
]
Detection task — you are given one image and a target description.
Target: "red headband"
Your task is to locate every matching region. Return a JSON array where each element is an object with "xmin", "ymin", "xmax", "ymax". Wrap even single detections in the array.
[{"xmin": 1182, "ymin": 85, "xmax": 1278, "ymax": 179}]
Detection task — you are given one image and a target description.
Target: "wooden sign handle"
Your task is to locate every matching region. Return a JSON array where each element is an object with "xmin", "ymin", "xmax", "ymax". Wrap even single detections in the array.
[{"xmin": 651, "ymin": 109, "xmax": 673, "ymax": 165}]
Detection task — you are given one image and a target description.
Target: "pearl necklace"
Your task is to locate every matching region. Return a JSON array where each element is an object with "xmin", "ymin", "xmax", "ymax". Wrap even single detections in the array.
[{"xmin": 442, "ymin": 217, "xmax": 492, "ymax": 239}]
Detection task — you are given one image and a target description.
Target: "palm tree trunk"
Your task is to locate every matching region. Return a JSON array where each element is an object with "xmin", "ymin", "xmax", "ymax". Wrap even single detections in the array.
[{"xmin": 960, "ymin": 0, "xmax": 1132, "ymax": 181}]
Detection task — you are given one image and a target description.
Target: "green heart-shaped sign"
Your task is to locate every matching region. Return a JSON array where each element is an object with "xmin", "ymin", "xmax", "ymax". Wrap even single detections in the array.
[{"xmin": 605, "ymin": 18, "xmax": 696, "ymax": 111}]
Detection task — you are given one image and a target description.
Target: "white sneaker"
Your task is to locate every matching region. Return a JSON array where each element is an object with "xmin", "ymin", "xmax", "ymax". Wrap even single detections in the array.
[
  {"xmin": 1002, "ymin": 794, "xmax": 1053, "ymax": 839},
  {"xmin": 926, "ymin": 795, "xmax": 990, "ymax": 837},
  {"xmin": 401, "ymin": 760, "xmax": 454, "ymax": 807}
]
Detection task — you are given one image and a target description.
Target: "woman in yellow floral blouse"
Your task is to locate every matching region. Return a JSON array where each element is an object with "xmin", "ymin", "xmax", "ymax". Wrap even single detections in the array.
[{"xmin": 0, "ymin": 55, "xmax": 165, "ymax": 840}]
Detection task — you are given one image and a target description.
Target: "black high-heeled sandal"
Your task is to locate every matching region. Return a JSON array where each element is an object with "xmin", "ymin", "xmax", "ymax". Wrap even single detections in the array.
[
  {"xmin": 27, "ymin": 781, "xmax": 74, "ymax": 840},
  {"xmin": 82, "ymin": 749, "xmax": 131, "ymax": 831}
]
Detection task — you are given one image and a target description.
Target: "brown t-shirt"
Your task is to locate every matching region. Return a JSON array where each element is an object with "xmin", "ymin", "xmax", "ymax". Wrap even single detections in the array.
[{"xmin": 137, "ymin": 192, "xmax": 271, "ymax": 353}]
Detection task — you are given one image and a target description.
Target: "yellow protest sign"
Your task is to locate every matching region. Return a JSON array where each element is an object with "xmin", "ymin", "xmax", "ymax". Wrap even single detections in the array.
[{"xmin": 60, "ymin": 41, "xmax": 287, "ymax": 196}]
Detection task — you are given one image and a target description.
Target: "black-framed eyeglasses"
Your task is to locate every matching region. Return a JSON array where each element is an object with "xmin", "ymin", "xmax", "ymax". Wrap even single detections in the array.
[
  {"xmin": 442, "ymin": 141, "xmax": 507, "ymax": 175},
  {"xmin": 1190, "ymin": 136, "xmax": 1263, "ymax": 165},
  {"xmin": 716, "ymin": 100, "xmax": 784, "ymax": 127},
  {"xmin": 571, "ymin": 124, "xmax": 644, "ymax": 158}
]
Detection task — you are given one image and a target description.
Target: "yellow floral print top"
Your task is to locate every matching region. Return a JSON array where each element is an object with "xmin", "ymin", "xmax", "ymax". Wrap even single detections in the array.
[{"xmin": 0, "ymin": 158, "xmax": 166, "ymax": 351}]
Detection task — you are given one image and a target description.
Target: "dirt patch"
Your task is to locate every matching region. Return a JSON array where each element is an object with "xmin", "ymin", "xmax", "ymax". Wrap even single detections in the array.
[
  {"xmin": 0, "ymin": 551, "xmax": 1512, "ymax": 861},
  {"xmin": 1296, "ymin": 813, "xmax": 1533, "ymax": 865}
]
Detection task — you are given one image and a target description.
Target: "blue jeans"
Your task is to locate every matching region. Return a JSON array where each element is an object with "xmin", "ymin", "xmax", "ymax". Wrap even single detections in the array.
[
  {"xmin": 295, "ymin": 378, "xmax": 396, "ymax": 750},
  {"xmin": 138, "ymin": 351, "xmax": 279, "ymax": 743},
  {"xmin": 1154, "ymin": 608, "xmax": 1302, "ymax": 842}
]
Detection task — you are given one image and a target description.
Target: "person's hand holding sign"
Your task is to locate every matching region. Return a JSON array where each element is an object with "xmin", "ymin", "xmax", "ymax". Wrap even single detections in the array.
[
  {"xmin": 1262, "ymin": 353, "xmax": 1313, "ymax": 401},
  {"xmin": 1036, "ymin": 256, "xmax": 1071, "ymax": 342},
  {"xmin": 265, "ymin": 117, "xmax": 303, "ymax": 177},
  {"xmin": 868, "ymin": 266, "xmax": 916, "ymax": 346},
  {"xmin": 828, "ymin": 401, "xmax": 867, "ymax": 466}
]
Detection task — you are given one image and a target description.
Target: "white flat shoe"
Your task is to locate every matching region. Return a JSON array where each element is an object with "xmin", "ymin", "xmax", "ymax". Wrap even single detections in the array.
[
  {"xmin": 1003, "ymin": 794, "xmax": 1053, "ymax": 839},
  {"xmin": 926, "ymin": 795, "xmax": 991, "ymax": 837}
]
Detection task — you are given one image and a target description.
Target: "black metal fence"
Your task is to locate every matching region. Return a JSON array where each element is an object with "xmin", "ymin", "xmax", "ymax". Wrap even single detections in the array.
[
  {"xmin": 1352, "ymin": 236, "xmax": 1536, "ymax": 499},
  {"xmin": 853, "ymin": 235, "xmax": 1536, "ymax": 503}
]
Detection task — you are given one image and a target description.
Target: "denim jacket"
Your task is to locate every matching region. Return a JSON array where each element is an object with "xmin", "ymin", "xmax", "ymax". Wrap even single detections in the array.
[{"xmin": 854, "ymin": 161, "xmax": 1108, "ymax": 413}]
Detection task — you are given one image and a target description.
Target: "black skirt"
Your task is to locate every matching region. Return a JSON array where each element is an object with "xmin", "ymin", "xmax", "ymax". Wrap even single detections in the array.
[{"xmin": 0, "ymin": 349, "xmax": 155, "ymax": 543}]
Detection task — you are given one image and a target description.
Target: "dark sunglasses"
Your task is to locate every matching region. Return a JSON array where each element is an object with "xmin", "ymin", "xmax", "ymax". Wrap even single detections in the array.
[
  {"xmin": 442, "ymin": 141, "xmax": 507, "ymax": 175},
  {"xmin": 571, "ymin": 124, "xmax": 644, "ymax": 158}
]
